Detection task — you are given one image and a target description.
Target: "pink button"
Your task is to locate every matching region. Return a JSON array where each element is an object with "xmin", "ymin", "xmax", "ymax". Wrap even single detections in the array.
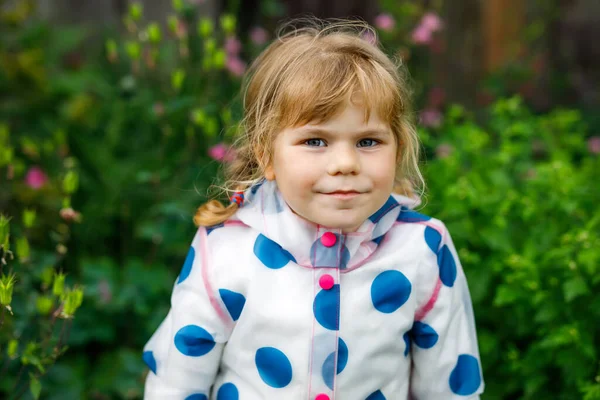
[
  {"xmin": 320, "ymin": 232, "xmax": 337, "ymax": 247},
  {"xmin": 319, "ymin": 274, "xmax": 334, "ymax": 290},
  {"xmin": 315, "ymin": 394, "xmax": 330, "ymax": 400}
]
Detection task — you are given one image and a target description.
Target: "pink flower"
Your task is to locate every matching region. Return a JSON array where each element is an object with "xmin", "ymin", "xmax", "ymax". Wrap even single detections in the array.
[
  {"xmin": 250, "ymin": 27, "xmax": 269, "ymax": 45},
  {"xmin": 25, "ymin": 166, "xmax": 48, "ymax": 189},
  {"xmin": 374, "ymin": 13, "xmax": 395, "ymax": 32},
  {"xmin": 422, "ymin": 12, "xmax": 443, "ymax": 32},
  {"xmin": 226, "ymin": 55, "xmax": 246, "ymax": 77},
  {"xmin": 176, "ymin": 21, "xmax": 188, "ymax": 38},
  {"xmin": 208, "ymin": 143, "xmax": 236, "ymax": 162},
  {"xmin": 60, "ymin": 207, "xmax": 82, "ymax": 223},
  {"xmin": 225, "ymin": 36, "xmax": 242, "ymax": 55},
  {"xmin": 435, "ymin": 144, "xmax": 453, "ymax": 159},
  {"xmin": 420, "ymin": 108, "xmax": 443, "ymax": 128},
  {"xmin": 588, "ymin": 136, "xmax": 600, "ymax": 154},
  {"xmin": 411, "ymin": 25, "xmax": 432, "ymax": 45},
  {"xmin": 361, "ymin": 30, "xmax": 377, "ymax": 45}
]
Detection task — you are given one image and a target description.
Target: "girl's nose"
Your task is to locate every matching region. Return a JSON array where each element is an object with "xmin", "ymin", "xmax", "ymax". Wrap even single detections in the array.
[{"xmin": 327, "ymin": 145, "xmax": 361, "ymax": 175}]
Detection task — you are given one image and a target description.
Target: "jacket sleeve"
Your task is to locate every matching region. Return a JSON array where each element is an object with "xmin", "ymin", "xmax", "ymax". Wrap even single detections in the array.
[
  {"xmin": 142, "ymin": 227, "xmax": 233, "ymax": 399},
  {"xmin": 410, "ymin": 222, "xmax": 484, "ymax": 400}
]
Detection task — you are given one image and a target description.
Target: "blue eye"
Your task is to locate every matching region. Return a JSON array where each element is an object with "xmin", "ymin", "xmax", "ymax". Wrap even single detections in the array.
[
  {"xmin": 357, "ymin": 139, "xmax": 379, "ymax": 147},
  {"xmin": 305, "ymin": 138, "xmax": 326, "ymax": 147}
]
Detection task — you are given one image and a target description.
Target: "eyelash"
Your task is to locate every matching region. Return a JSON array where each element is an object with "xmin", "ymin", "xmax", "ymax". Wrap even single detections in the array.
[{"xmin": 303, "ymin": 138, "xmax": 380, "ymax": 147}]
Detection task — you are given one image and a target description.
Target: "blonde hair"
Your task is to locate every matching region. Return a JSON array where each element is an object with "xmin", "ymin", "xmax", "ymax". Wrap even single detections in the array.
[{"xmin": 194, "ymin": 18, "xmax": 425, "ymax": 227}]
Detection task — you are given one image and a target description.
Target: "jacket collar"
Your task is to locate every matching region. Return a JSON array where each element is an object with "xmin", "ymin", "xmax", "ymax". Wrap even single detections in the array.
[{"xmin": 233, "ymin": 179, "xmax": 420, "ymax": 270}]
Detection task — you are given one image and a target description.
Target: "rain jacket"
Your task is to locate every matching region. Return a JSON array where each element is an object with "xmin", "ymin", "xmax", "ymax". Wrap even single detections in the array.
[{"xmin": 143, "ymin": 179, "xmax": 484, "ymax": 400}]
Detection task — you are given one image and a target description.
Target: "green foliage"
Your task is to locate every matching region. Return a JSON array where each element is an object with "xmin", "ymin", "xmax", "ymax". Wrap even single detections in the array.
[
  {"xmin": 0, "ymin": 0, "xmax": 269, "ymax": 398},
  {"xmin": 421, "ymin": 97, "xmax": 600, "ymax": 399}
]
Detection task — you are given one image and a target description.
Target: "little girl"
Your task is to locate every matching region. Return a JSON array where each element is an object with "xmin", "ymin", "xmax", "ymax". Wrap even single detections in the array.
[{"xmin": 143, "ymin": 19, "xmax": 484, "ymax": 400}]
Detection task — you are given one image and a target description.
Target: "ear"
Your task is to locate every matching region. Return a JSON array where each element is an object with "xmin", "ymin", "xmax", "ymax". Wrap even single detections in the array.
[{"xmin": 264, "ymin": 164, "xmax": 276, "ymax": 181}]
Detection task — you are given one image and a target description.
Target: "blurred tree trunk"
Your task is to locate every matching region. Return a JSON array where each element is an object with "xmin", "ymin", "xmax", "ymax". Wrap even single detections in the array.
[{"xmin": 435, "ymin": 0, "xmax": 483, "ymax": 108}]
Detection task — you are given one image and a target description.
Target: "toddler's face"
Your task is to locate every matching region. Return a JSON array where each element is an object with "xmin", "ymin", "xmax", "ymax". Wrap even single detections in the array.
[{"xmin": 265, "ymin": 101, "xmax": 398, "ymax": 233}]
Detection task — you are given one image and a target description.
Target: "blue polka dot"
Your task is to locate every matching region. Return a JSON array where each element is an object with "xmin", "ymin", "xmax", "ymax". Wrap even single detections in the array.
[
  {"xmin": 142, "ymin": 351, "xmax": 157, "ymax": 374},
  {"xmin": 449, "ymin": 354, "xmax": 481, "ymax": 395},
  {"xmin": 397, "ymin": 206, "xmax": 431, "ymax": 223},
  {"xmin": 219, "ymin": 289, "xmax": 246, "ymax": 321},
  {"xmin": 185, "ymin": 394, "xmax": 207, "ymax": 400},
  {"xmin": 174, "ymin": 325, "xmax": 215, "ymax": 356},
  {"xmin": 369, "ymin": 196, "xmax": 399, "ymax": 223},
  {"xmin": 424, "ymin": 226, "xmax": 442, "ymax": 253},
  {"xmin": 178, "ymin": 246, "xmax": 195, "ymax": 284},
  {"xmin": 313, "ymin": 284, "xmax": 340, "ymax": 330},
  {"xmin": 216, "ymin": 382, "xmax": 239, "ymax": 400},
  {"xmin": 403, "ymin": 332, "xmax": 411, "ymax": 357},
  {"xmin": 309, "ymin": 235, "xmax": 350, "ymax": 268},
  {"xmin": 411, "ymin": 321, "xmax": 438, "ymax": 349},
  {"xmin": 370, "ymin": 270, "xmax": 412, "ymax": 313},
  {"xmin": 438, "ymin": 245, "xmax": 457, "ymax": 287},
  {"xmin": 255, "ymin": 347, "xmax": 293, "ymax": 388},
  {"xmin": 322, "ymin": 337, "xmax": 348, "ymax": 390},
  {"xmin": 372, "ymin": 234, "xmax": 385, "ymax": 245},
  {"xmin": 253, "ymin": 234, "xmax": 296, "ymax": 269},
  {"xmin": 365, "ymin": 390, "xmax": 386, "ymax": 400}
]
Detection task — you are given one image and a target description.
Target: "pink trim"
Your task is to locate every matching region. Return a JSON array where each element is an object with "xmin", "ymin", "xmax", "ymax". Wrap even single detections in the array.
[
  {"xmin": 199, "ymin": 227, "xmax": 233, "ymax": 328},
  {"xmin": 415, "ymin": 278, "xmax": 442, "ymax": 320},
  {"xmin": 223, "ymin": 220, "xmax": 247, "ymax": 228}
]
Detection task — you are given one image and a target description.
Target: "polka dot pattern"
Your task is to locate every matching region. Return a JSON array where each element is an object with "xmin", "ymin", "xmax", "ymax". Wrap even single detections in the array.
[
  {"xmin": 449, "ymin": 354, "xmax": 481, "ymax": 395},
  {"xmin": 424, "ymin": 226, "xmax": 442, "ymax": 253},
  {"xmin": 438, "ymin": 245, "xmax": 457, "ymax": 287},
  {"xmin": 216, "ymin": 382, "xmax": 239, "ymax": 400},
  {"xmin": 255, "ymin": 347, "xmax": 293, "ymax": 388},
  {"xmin": 411, "ymin": 321, "xmax": 439, "ymax": 349},
  {"xmin": 322, "ymin": 337, "xmax": 348, "ymax": 390},
  {"xmin": 253, "ymin": 234, "xmax": 296, "ymax": 269},
  {"xmin": 309, "ymin": 235, "xmax": 350, "ymax": 269},
  {"xmin": 369, "ymin": 196, "xmax": 399, "ymax": 223},
  {"xmin": 365, "ymin": 390, "xmax": 386, "ymax": 400},
  {"xmin": 370, "ymin": 270, "xmax": 412, "ymax": 313},
  {"xmin": 313, "ymin": 284, "xmax": 340, "ymax": 330},
  {"xmin": 403, "ymin": 332, "xmax": 411, "ymax": 357},
  {"xmin": 184, "ymin": 394, "xmax": 207, "ymax": 400},
  {"xmin": 142, "ymin": 351, "xmax": 157, "ymax": 374},
  {"xmin": 219, "ymin": 289, "xmax": 246, "ymax": 321},
  {"xmin": 177, "ymin": 247, "xmax": 195, "ymax": 284},
  {"xmin": 397, "ymin": 206, "xmax": 431, "ymax": 223},
  {"xmin": 174, "ymin": 325, "xmax": 216, "ymax": 357}
]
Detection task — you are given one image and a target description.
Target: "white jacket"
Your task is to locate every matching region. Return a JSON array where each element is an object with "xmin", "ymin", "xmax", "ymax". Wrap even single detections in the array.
[{"xmin": 143, "ymin": 179, "xmax": 484, "ymax": 400}]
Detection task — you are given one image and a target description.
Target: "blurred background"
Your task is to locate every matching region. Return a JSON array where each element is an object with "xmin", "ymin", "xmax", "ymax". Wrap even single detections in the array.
[{"xmin": 1, "ymin": 0, "xmax": 599, "ymax": 399}]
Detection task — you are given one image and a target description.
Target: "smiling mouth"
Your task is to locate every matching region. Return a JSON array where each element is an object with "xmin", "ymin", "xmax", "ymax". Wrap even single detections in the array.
[{"xmin": 323, "ymin": 191, "xmax": 362, "ymax": 199}]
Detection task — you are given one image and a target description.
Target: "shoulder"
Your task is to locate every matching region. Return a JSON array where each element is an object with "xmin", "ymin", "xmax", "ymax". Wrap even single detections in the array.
[
  {"xmin": 388, "ymin": 206, "xmax": 451, "ymax": 252},
  {"xmin": 198, "ymin": 220, "xmax": 258, "ymax": 285}
]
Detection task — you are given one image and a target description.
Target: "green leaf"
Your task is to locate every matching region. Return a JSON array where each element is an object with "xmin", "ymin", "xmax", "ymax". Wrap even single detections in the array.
[
  {"xmin": 30, "ymin": 375, "xmax": 42, "ymax": 400},
  {"xmin": 563, "ymin": 276, "xmax": 590, "ymax": 302}
]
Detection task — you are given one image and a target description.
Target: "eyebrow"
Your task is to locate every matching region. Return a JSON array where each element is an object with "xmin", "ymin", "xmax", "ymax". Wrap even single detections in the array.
[{"xmin": 295, "ymin": 127, "xmax": 391, "ymax": 137}]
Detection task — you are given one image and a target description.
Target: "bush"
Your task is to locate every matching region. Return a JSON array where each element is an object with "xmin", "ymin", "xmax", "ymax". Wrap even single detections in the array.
[{"xmin": 421, "ymin": 97, "xmax": 600, "ymax": 400}]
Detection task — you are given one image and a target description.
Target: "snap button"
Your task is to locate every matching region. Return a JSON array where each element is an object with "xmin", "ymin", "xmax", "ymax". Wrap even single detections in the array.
[
  {"xmin": 315, "ymin": 394, "xmax": 330, "ymax": 400},
  {"xmin": 319, "ymin": 274, "xmax": 334, "ymax": 290},
  {"xmin": 320, "ymin": 232, "xmax": 337, "ymax": 247}
]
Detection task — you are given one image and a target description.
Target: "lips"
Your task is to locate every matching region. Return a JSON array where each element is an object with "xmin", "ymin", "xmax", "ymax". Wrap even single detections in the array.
[{"xmin": 328, "ymin": 190, "xmax": 360, "ymax": 195}]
